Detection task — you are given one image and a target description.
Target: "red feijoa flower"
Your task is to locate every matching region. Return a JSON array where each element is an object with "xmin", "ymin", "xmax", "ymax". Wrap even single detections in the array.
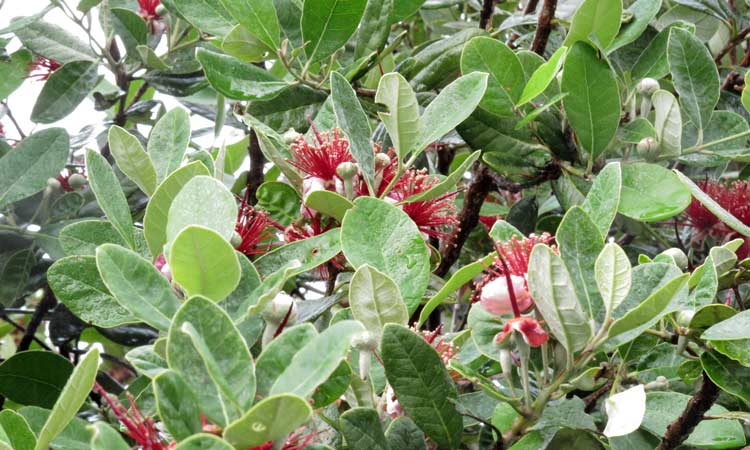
[
  {"xmin": 234, "ymin": 193, "xmax": 283, "ymax": 256},
  {"xmin": 288, "ymin": 129, "xmax": 353, "ymax": 183},
  {"xmin": 27, "ymin": 56, "xmax": 61, "ymax": 81},
  {"xmin": 389, "ymin": 169, "xmax": 458, "ymax": 239},
  {"xmin": 138, "ymin": 0, "xmax": 161, "ymax": 19},
  {"xmin": 94, "ymin": 383, "xmax": 170, "ymax": 450},
  {"xmin": 495, "ymin": 317, "xmax": 549, "ymax": 347}
]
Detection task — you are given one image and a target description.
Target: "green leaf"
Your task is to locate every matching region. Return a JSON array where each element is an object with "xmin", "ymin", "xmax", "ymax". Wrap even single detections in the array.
[
  {"xmin": 168, "ymin": 0, "xmax": 236, "ymax": 36},
  {"xmin": 144, "ymin": 161, "xmax": 210, "ymax": 258},
  {"xmin": 167, "ymin": 295, "xmax": 255, "ymax": 426},
  {"xmin": 244, "ymin": 117, "xmax": 302, "ymax": 187},
  {"xmin": 581, "ymin": 162, "xmax": 621, "ymax": 237},
  {"xmin": 48, "ymin": 255, "xmax": 136, "ymax": 328},
  {"xmin": 682, "ymin": 111, "xmax": 750, "ymax": 167},
  {"xmin": 619, "ymin": 117, "xmax": 656, "ymax": 144},
  {"xmin": 687, "ymin": 255, "xmax": 717, "ymax": 310},
  {"xmin": 0, "ymin": 249, "xmax": 34, "ymax": 307},
  {"xmin": 489, "ymin": 220, "xmax": 523, "ymax": 242},
  {"xmin": 632, "ymin": 22, "xmax": 694, "ymax": 80},
  {"xmin": 349, "ymin": 265, "xmax": 408, "ymax": 340},
  {"xmin": 341, "ymin": 408, "xmax": 389, "ymax": 450},
  {"xmin": 460, "ymin": 37, "xmax": 524, "ymax": 117},
  {"xmin": 385, "ymin": 416, "xmax": 428, "ymax": 450},
  {"xmin": 596, "ymin": 243, "xmax": 632, "ymax": 321},
  {"xmin": 667, "ymin": 27, "xmax": 719, "ymax": 140},
  {"xmin": 148, "ymin": 109, "xmax": 191, "ymax": 183},
  {"xmin": 607, "ymin": 274, "xmax": 689, "ymax": 347},
  {"xmin": 95, "ymin": 244, "xmax": 180, "ymax": 332},
  {"xmin": 107, "ymin": 126, "xmax": 158, "ymax": 196},
  {"xmin": 331, "ymin": 71, "xmax": 374, "ymax": 194},
  {"xmin": 110, "ymin": 8, "xmax": 147, "ymax": 52},
  {"xmin": 564, "ymin": 0, "xmax": 622, "ymax": 48},
  {"xmin": 618, "ymin": 163, "xmax": 691, "ymax": 222},
  {"xmin": 33, "ymin": 348, "xmax": 99, "ymax": 450},
  {"xmin": 0, "ymin": 410, "xmax": 36, "ymax": 450},
  {"xmin": 218, "ymin": 0, "xmax": 280, "ymax": 49},
  {"xmin": 256, "ymin": 181, "xmax": 301, "ymax": 226},
  {"xmin": 125, "ymin": 346, "xmax": 168, "ymax": 378},
  {"xmin": 354, "ymin": 0, "xmax": 392, "ymax": 59},
  {"xmin": 518, "ymin": 46, "xmax": 567, "ymax": 105},
  {"xmin": 254, "ymin": 227, "xmax": 341, "ymax": 277},
  {"xmin": 402, "ymin": 151, "xmax": 480, "ymax": 203},
  {"xmin": 221, "ymin": 25, "xmax": 273, "ymax": 62},
  {"xmin": 167, "ymin": 175, "xmax": 238, "ymax": 245},
  {"xmin": 702, "ymin": 310, "xmax": 750, "ymax": 341},
  {"xmin": 0, "ymin": 49, "xmax": 32, "ymax": 100},
  {"xmin": 31, "ymin": 60, "xmax": 98, "ymax": 124},
  {"xmin": 169, "ymin": 226, "xmax": 241, "ymax": 301},
  {"xmin": 153, "ymin": 370, "xmax": 202, "ymax": 441},
  {"xmin": 85, "ymin": 148, "xmax": 135, "ymax": 248},
  {"xmin": 381, "ymin": 324, "xmax": 462, "ymax": 450},
  {"xmin": 529, "ymin": 244, "xmax": 592, "ymax": 353},
  {"xmin": 255, "ymin": 323, "xmax": 318, "ymax": 396},
  {"xmin": 652, "ymin": 90, "xmax": 682, "ymax": 158},
  {"xmin": 304, "ymin": 189, "xmax": 353, "ymax": 221},
  {"xmin": 0, "ymin": 128, "xmax": 69, "ymax": 208},
  {"xmin": 467, "ymin": 303, "xmax": 505, "ymax": 359},
  {"xmin": 674, "ymin": 170, "xmax": 750, "ymax": 236},
  {"xmin": 223, "ymin": 394, "xmax": 312, "ymax": 448},
  {"xmin": 301, "ymin": 0, "xmax": 367, "ymax": 62},
  {"xmin": 13, "ymin": 20, "xmax": 96, "ymax": 63},
  {"xmin": 375, "ymin": 72, "xmax": 419, "ymax": 161},
  {"xmin": 341, "ymin": 197, "xmax": 430, "ymax": 313},
  {"xmin": 89, "ymin": 423, "xmax": 129, "ymax": 450},
  {"xmin": 137, "ymin": 45, "xmax": 170, "ymax": 70},
  {"xmin": 414, "ymin": 72, "xmax": 488, "ymax": 155},
  {"xmin": 701, "ymin": 351, "xmax": 750, "ymax": 403},
  {"xmin": 608, "ymin": 0, "xmax": 662, "ymax": 52},
  {"xmin": 556, "ymin": 206, "xmax": 605, "ymax": 322},
  {"xmin": 0, "ymin": 351, "xmax": 73, "ymax": 409},
  {"xmin": 196, "ymin": 49, "xmax": 288, "ymax": 100},
  {"xmin": 270, "ymin": 320, "xmax": 364, "ymax": 398},
  {"xmin": 561, "ymin": 42, "xmax": 620, "ymax": 159},
  {"xmin": 173, "ymin": 434, "xmax": 235, "ymax": 450},
  {"xmin": 641, "ymin": 392, "xmax": 745, "ymax": 449}
]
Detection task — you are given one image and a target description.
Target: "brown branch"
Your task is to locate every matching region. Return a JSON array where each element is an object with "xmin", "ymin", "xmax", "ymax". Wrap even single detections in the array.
[
  {"xmin": 17, "ymin": 289, "xmax": 57, "ymax": 352},
  {"xmin": 436, "ymin": 163, "xmax": 494, "ymax": 277},
  {"xmin": 715, "ymin": 26, "xmax": 750, "ymax": 64},
  {"xmin": 656, "ymin": 372, "xmax": 720, "ymax": 450},
  {"xmin": 479, "ymin": 0, "xmax": 496, "ymax": 30},
  {"xmin": 246, "ymin": 129, "xmax": 265, "ymax": 205},
  {"xmin": 524, "ymin": 0, "xmax": 540, "ymax": 14},
  {"xmin": 530, "ymin": 0, "xmax": 557, "ymax": 55}
]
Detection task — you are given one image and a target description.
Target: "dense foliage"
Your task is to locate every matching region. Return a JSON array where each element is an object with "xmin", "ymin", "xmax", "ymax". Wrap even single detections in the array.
[{"xmin": 1, "ymin": 0, "xmax": 750, "ymax": 448}]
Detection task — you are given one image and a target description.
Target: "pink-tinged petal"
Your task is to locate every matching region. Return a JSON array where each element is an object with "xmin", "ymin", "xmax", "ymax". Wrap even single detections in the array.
[{"xmin": 480, "ymin": 275, "xmax": 531, "ymax": 315}]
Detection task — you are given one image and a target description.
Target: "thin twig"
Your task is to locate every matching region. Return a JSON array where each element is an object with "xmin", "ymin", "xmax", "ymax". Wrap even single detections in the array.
[
  {"xmin": 657, "ymin": 372, "xmax": 720, "ymax": 450},
  {"xmin": 715, "ymin": 26, "xmax": 750, "ymax": 64},
  {"xmin": 479, "ymin": 0, "xmax": 496, "ymax": 30},
  {"xmin": 246, "ymin": 129, "xmax": 265, "ymax": 205},
  {"xmin": 1, "ymin": 102, "xmax": 26, "ymax": 139},
  {"xmin": 0, "ymin": 314, "xmax": 52, "ymax": 351},
  {"xmin": 530, "ymin": 0, "xmax": 558, "ymax": 55},
  {"xmin": 17, "ymin": 289, "xmax": 56, "ymax": 352}
]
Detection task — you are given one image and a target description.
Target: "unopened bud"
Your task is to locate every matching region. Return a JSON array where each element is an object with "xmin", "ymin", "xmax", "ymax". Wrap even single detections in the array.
[
  {"xmin": 230, "ymin": 231, "xmax": 243, "ymax": 248},
  {"xmin": 336, "ymin": 161, "xmax": 358, "ymax": 180},
  {"xmin": 374, "ymin": 153, "xmax": 391, "ymax": 171},
  {"xmin": 263, "ymin": 292, "xmax": 297, "ymax": 324},
  {"xmin": 282, "ymin": 128, "xmax": 302, "ymax": 144},
  {"xmin": 351, "ymin": 331, "xmax": 378, "ymax": 350},
  {"xmin": 644, "ymin": 376, "xmax": 669, "ymax": 391},
  {"xmin": 636, "ymin": 137, "xmax": 659, "ymax": 161},
  {"xmin": 155, "ymin": 4, "xmax": 167, "ymax": 15},
  {"xmin": 676, "ymin": 309, "xmax": 695, "ymax": 328},
  {"xmin": 637, "ymin": 78, "xmax": 659, "ymax": 96},
  {"xmin": 46, "ymin": 177, "xmax": 61, "ymax": 191},
  {"xmin": 662, "ymin": 248, "xmax": 688, "ymax": 270},
  {"xmin": 68, "ymin": 173, "xmax": 86, "ymax": 189}
]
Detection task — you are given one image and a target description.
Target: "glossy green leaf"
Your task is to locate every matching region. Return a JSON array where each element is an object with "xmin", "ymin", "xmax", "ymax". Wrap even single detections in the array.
[
  {"xmin": 403, "ymin": 151, "xmax": 480, "ymax": 203},
  {"xmin": 341, "ymin": 408, "xmax": 389, "ymax": 450},
  {"xmin": 196, "ymin": 49, "xmax": 288, "ymax": 101},
  {"xmin": 270, "ymin": 320, "xmax": 364, "ymax": 398},
  {"xmin": 173, "ymin": 434, "xmax": 235, "ymax": 450},
  {"xmin": 31, "ymin": 61, "xmax": 98, "ymax": 124},
  {"xmin": 596, "ymin": 243, "xmax": 632, "ymax": 321},
  {"xmin": 632, "ymin": 22, "xmax": 694, "ymax": 80},
  {"xmin": 223, "ymin": 394, "xmax": 312, "ymax": 448},
  {"xmin": 256, "ymin": 181, "xmax": 301, "ymax": 226},
  {"xmin": 167, "ymin": 295, "xmax": 255, "ymax": 426},
  {"xmin": 153, "ymin": 370, "xmax": 202, "ymax": 441},
  {"xmin": 350, "ymin": 265, "xmax": 408, "ymax": 340},
  {"xmin": 254, "ymin": 227, "xmax": 341, "ymax": 277},
  {"xmin": 467, "ymin": 303, "xmax": 504, "ymax": 359},
  {"xmin": 618, "ymin": 163, "xmax": 691, "ymax": 222},
  {"xmin": 564, "ymin": 0, "xmax": 622, "ymax": 48},
  {"xmin": 701, "ymin": 352, "xmax": 750, "ymax": 403},
  {"xmin": 518, "ymin": 46, "xmax": 567, "ymax": 105},
  {"xmin": 557, "ymin": 206, "xmax": 605, "ymax": 321},
  {"xmin": 13, "ymin": 21, "xmax": 96, "ymax": 63},
  {"xmin": 702, "ymin": 310, "xmax": 750, "ymax": 341},
  {"xmin": 304, "ymin": 189, "xmax": 353, "ymax": 221},
  {"xmin": 414, "ymin": 72, "xmax": 488, "ymax": 155},
  {"xmin": 581, "ymin": 162, "xmax": 621, "ymax": 237},
  {"xmin": 0, "ymin": 49, "xmax": 32, "ymax": 100},
  {"xmin": 125, "ymin": 346, "xmax": 168, "ymax": 378},
  {"xmin": 528, "ymin": 244, "xmax": 591, "ymax": 352},
  {"xmin": 108, "ymin": 126, "xmax": 158, "ymax": 196},
  {"xmin": 48, "ymin": 255, "xmax": 136, "ymax": 328},
  {"xmin": 222, "ymin": 25, "xmax": 273, "ymax": 62},
  {"xmin": 85, "ymin": 148, "xmax": 135, "ymax": 248},
  {"xmin": 169, "ymin": 226, "xmax": 241, "ymax": 301},
  {"xmin": 667, "ymin": 27, "xmax": 719, "ymax": 139},
  {"xmin": 381, "ymin": 324, "xmax": 462, "ymax": 450},
  {"xmin": 331, "ymin": 71, "xmax": 374, "ymax": 194},
  {"xmin": 167, "ymin": 175, "xmax": 238, "ymax": 245},
  {"xmin": 168, "ymin": 0, "xmax": 236, "ymax": 36},
  {"xmin": 144, "ymin": 161, "xmax": 210, "ymax": 258},
  {"xmin": 110, "ymin": 8, "xmax": 147, "ymax": 52},
  {"xmin": 385, "ymin": 416, "xmax": 428, "ymax": 450},
  {"xmin": 0, "ymin": 410, "xmax": 36, "ymax": 450},
  {"xmin": 89, "ymin": 423, "xmax": 129, "ymax": 450},
  {"xmin": 674, "ymin": 170, "xmax": 750, "ymax": 236},
  {"xmin": 608, "ymin": 0, "xmax": 662, "ymax": 52},
  {"xmin": 687, "ymin": 254, "xmax": 717, "ymax": 310},
  {"xmin": 652, "ymin": 90, "xmax": 682, "ymax": 158},
  {"xmin": 341, "ymin": 197, "xmax": 430, "ymax": 313},
  {"xmin": 148, "ymin": 109, "xmax": 192, "ymax": 183},
  {"xmin": 460, "ymin": 37, "xmax": 524, "ymax": 117},
  {"xmin": 354, "ymin": 0, "xmax": 392, "ymax": 58},
  {"xmin": 33, "ymin": 348, "xmax": 99, "ymax": 450},
  {"xmin": 561, "ymin": 42, "xmax": 620, "ymax": 159},
  {"xmin": 218, "ymin": 0, "xmax": 279, "ymax": 49},
  {"xmin": 0, "ymin": 351, "xmax": 73, "ymax": 409},
  {"xmin": 0, "ymin": 249, "xmax": 34, "ymax": 307},
  {"xmin": 375, "ymin": 72, "xmax": 419, "ymax": 161},
  {"xmin": 301, "ymin": 0, "xmax": 367, "ymax": 62},
  {"xmin": 96, "ymin": 244, "xmax": 180, "ymax": 332},
  {"xmin": 255, "ymin": 323, "xmax": 317, "ymax": 396},
  {"xmin": 0, "ymin": 128, "xmax": 69, "ymax": 209},
  {"xmin": 59, "ymin": 220, "xmax": 125, "ymax": 257}
]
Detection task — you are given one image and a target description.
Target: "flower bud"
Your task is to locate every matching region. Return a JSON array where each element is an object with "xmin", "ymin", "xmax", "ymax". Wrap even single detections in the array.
[
  {"xmin": 661, "ymin": 248, "xmax": 688, "ymax": 270},
  {"xmin": 46, "ymin": 177, "xmax": 61, "ymax": 191},
  {"xmin": 636, "ymin": 137, "xmax": 659, "ymax": 161},
  {"xmin": 675, "ymin": 309, "xmax": 695, "ymax": 328},
  {"xmin": 263, "ymin": 292, "xmax": 297, "ymax": 324},
  {"xmin": 351, "ymin": 331, "xmax": 378, "ymax": 350},
  {"xmin": 230, "ymin": 231, "xmax": 243, "ymax": 248},
  {"xmin": 68, "ymin": 173, "xmax": 86, "ymax": 189},
  {"xmin": 155, "ymin": 4, "xmax": 167, "ymax": 15},
  {"xmin": 374, "ymin": 152, "xmax": 391, "ymax": 171},
  {"xmin": 336, "ymin": 161, "xmax": 358, "ymax": 180},
  {"xmin": 282, "ymin": 128, "xmax": 302, "ymax": 144},
  {"xmin": 480, "ymin": 275, "xmax": 533, "ymax": 316},
  {"xmin": 637, "ymin": 78, "xmax": 659, "ymax": 95}
]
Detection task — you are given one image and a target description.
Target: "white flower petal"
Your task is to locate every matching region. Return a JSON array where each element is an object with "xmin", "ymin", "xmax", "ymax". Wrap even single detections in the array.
[{"xmin": 603, "ymin": 384, "xmax": 646, "ymax": 438}]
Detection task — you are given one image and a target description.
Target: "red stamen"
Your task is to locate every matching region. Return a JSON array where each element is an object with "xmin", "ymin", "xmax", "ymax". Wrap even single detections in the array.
[
  {"xmin": 27, "ymin": 57, "xmax": 61, "ymax": 81},
  {"xmin": 287, "ymin": 129, "xmax": 352, "ymax": 181},
  {"xmin": 234, "ymin": 191, "xmax": 283, "ymax": 256}
]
